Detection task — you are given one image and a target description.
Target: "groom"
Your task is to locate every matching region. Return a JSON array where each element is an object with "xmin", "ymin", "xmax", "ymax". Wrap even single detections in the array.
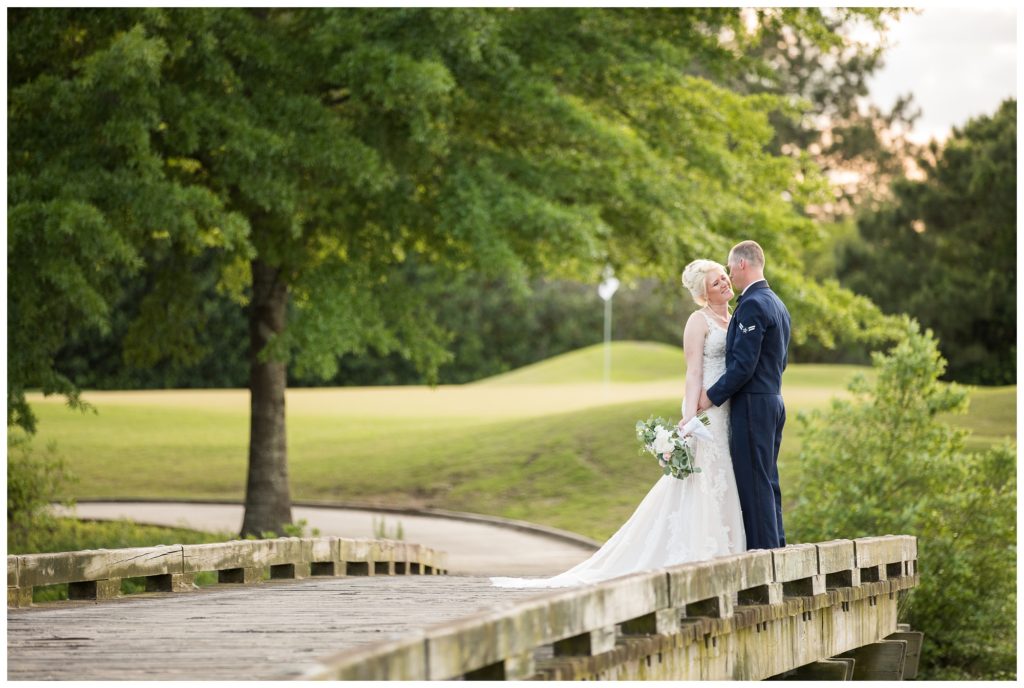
[{"xmin": 698, "ymin": 240, "xmax": 791, "ymax": 550}]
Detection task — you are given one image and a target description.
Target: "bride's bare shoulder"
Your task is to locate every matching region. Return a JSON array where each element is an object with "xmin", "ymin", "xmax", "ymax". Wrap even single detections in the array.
[
  {"xmin": 685, "ymin": 310, "xmax": 709, "ymax": 331},
  {"xmin": 683, "ymin": 311, "xmax": 708, "ymax": 347}
]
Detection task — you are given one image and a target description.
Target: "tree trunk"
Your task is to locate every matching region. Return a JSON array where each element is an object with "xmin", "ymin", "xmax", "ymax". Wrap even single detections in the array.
[{"xmin": 240, "ymin": 258, "xmax": 293, "ymax": 536}]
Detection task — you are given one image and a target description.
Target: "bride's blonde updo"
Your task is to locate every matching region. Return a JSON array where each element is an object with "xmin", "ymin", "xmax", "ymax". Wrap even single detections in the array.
[{"xmin": 681, "ymin": 259, "xmax": 726, "ymax": 306}]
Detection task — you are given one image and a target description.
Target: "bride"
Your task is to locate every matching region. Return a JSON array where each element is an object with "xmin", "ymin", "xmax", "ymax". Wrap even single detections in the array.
[{"xmin": 491, "ymin": 259, "xmax": 746, "ymax": 588}]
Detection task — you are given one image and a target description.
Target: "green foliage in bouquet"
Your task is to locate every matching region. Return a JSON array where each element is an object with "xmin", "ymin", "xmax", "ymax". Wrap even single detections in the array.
[
  {"xmin": 788, "ymin": 318, "xmax": 1016, "ymax": 680},
  {"xmin": 635, "ymin": 415, "xmax": 709, "ymax": 480}
]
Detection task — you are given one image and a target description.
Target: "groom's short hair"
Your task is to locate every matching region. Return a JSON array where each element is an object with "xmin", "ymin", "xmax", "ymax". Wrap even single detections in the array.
[{"xmin": 730, "ymin": 240, "xmax": 765, "ymax": 267}]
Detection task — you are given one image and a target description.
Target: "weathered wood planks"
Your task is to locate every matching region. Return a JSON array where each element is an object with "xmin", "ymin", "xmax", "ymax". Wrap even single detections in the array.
[
  {"xmin": 8, "ymin": 536, "xmax": 447, "ymax": 607},
  {"xmin": 303, "ymin": 534, "xmax": 920, "ymax": 680},
  {"xmin": 7, "ymin": 576, "xmax": 537, "ymax": 680}
]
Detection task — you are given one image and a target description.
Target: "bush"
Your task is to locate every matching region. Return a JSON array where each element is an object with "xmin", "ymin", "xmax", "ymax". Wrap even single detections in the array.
[
  {"xmin": 7, "ymin": 432, "xmax": 77, "ymax": 553},
  {"xmin": 788, "ymin": 319, "xmax": 1016, "ymax": 680}
]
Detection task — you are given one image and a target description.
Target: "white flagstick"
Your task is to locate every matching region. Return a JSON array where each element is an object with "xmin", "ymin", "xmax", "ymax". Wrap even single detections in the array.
[{"xmin": 597, "ymin": 266, "xmax": 620, "ymax": 391}]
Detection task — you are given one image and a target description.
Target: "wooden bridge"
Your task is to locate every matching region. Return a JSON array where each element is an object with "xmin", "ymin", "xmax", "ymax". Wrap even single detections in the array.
[{"xmin": 7, "ymin": 534, "xmax": 922, "ymax": 680}]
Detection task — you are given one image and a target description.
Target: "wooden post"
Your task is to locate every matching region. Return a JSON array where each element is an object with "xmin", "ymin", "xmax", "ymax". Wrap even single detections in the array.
[
  {"xmin": 145, "ymin": 573, "xmax": 196, "ymax": 593},
  {"xmin": 621, "ymin": 608, "xmax": 680, "ymax": 636},
  {"xmin": 463, "ymin": 652, "xmax": 535, "ymax": 680},
  {"xmin": 738, "ymin": 582, "xmax": 783, "ymax": 606},
  {"xmin": 218, "ymin": 567, "xmax": 264, "ymax": 584},
  {"xmin": 68, "ymin": 578, "xmax": 121, "ymax": 601},
  {"xmin": 8, "ymin": 586, "xmax": 33, "ymax": 608},
  {"xmin": 837, "ymin": 639, "xmax": 907, "ymax": 680},
  {"xmin": 885, "ymin": 631, "xmax": 924, "ymax": 679},
  {"xmin": 685, "ymin": 593, "xmax": 734, "ymax": 619},
  {"xmin": 270, "ymin": 563, "xmax": 310, "ymax": 580},
  {"xmin": 553, "ymin": 625, "xmax": 616, "ymax": 656},
  {"xmin": 771, "ymin": 658, "xmax": 854, "ymax": 680}
]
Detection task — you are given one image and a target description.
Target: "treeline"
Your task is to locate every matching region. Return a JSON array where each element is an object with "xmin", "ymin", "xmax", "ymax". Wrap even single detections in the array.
[
  {"xmin": 54, "ymin": 268, "xmax": 698, "ymax": 388},
  {"xmin": 833, "ymin": 99, "xmax": 1017, "ymax": 385},
  {"xmin": 54, "ymin": 97, "xmax": 1016, "ymax": 390}
]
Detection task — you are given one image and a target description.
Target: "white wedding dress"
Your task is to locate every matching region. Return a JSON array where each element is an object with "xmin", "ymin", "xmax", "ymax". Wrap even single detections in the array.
[{"xmin": 491, "ymin": 311, "xmax": 746, "ymax": 588}]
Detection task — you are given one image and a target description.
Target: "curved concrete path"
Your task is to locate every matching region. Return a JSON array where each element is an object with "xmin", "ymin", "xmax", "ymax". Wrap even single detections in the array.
[{"xmin": 57, "ymin": 501, "xmax": 597, "ymax": 577}]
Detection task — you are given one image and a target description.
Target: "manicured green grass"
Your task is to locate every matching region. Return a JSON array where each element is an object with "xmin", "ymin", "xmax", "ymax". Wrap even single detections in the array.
[
  {"xmin": 948, "ymin": 385, "xmax": 1017, "ymax": 451},
  {"xmin": 24, "ymin": 343, "xmax": 1014, "ymax": 541}
]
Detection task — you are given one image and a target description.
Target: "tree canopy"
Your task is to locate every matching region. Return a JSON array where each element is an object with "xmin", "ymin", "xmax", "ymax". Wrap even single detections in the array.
[
  {"xmin": 9, "ymin": 8, "xmax": 901, "ymax": 532},
  {"xmin": 836, "ymin": 99, "xmax": 1016, "ymax": 384}
]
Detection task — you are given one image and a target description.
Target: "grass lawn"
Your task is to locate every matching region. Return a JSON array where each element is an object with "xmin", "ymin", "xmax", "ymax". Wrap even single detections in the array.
[{"xmin": 23, "ymin": 342, "xmax": 1015, "ymax": 541}]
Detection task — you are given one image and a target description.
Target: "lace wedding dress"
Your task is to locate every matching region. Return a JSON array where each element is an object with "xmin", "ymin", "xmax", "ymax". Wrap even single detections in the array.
[{"xmin": 491, "ymin": 311, "xmax": 746, "ymax": 588}]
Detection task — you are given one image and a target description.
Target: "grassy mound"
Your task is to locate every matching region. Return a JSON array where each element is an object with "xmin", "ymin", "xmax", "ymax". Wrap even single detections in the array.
[{"xmin": 475, "ymin": 341, "xmax": 687, "ymax": 384}]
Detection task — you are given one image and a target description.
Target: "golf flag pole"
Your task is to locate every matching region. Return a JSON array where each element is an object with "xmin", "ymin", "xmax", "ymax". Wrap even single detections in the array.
[{"xmin": 598, "ymin": 266, "xmax": 620, "ymax": 389}]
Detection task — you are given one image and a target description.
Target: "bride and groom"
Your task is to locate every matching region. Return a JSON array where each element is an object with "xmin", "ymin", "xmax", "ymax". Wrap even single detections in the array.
[{"xmin": 492, "ymin": 240, "xmax": 791, "ymax": 589}]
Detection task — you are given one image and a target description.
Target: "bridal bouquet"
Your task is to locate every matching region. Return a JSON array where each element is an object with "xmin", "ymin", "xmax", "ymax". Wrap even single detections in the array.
[{"xmin": 635, "ymin": 414, "xmax": 712, "ymax": 480}]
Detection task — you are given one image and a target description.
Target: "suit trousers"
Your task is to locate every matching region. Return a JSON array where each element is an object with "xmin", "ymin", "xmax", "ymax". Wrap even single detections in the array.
[{"xmin": 729, "ymin": 392, "xmax": 786, "ymax": 549}]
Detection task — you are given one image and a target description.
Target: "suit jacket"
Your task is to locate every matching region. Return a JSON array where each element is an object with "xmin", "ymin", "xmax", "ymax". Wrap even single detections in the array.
[{"xmin": 706, "ymin": 280, "xmax": 791, "ymax": 406}]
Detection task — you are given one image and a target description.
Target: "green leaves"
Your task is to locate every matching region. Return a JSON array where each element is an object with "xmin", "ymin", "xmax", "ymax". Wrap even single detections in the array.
[
  {"xmin": 8, "ymin": 9, "xmax": 257, "ymax": 432},
  {"xmin": 7, "ymin": 433, "xmax": 78, "ymax": 553},
  {"xmin": 10, "ymin": 8, "xmax": 910, "ymax": 435},
  {"xmin": 789, "ymin": 320, "xmax": 1016, "ymax": 678},
  {"xmin": 837, "ymin": 99, "xmax": 1016, "ymax": 384}
]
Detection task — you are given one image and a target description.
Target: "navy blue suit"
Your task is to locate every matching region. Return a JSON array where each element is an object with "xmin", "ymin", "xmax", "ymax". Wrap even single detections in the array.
[{"xmin": 706, "ymin": 280, "xmax": 791, "ymax": 550}]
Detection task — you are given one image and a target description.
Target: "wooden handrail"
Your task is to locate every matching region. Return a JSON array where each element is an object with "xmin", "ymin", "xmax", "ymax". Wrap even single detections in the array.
[
  {"xmin": 299, "ymin": 535, "xmax": 919, "ymax": 680},
  {"xmin": 7, "ymin": 536, "xmax": 448, "ymax": 607}
]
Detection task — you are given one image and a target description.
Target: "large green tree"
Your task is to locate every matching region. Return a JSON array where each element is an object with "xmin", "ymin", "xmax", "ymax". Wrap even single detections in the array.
[
  {"xmin": 836, "ymin": 99, "xmax": 1016, "ymax": 384},
  {"xmin": 9, "ymin": 8, "xmax": 897, "ymax": 535}
]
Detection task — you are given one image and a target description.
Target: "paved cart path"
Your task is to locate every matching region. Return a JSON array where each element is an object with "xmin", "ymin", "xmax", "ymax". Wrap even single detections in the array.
[{"xmin": 58, "ymin": 501, "xmax": 597, "ymax": 576}]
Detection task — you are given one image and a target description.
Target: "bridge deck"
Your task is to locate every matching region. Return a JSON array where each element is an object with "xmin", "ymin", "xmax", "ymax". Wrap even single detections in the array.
[{"xmin": 7, "ymin": 575, "xmax": 538, "ymax": 680}]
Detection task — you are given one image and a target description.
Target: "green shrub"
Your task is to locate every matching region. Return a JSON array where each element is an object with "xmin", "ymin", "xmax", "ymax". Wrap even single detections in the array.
[
  {"xmin": 7, "ymin": 432, "xmax": 77, "ymax": 553},
  {"xmin": 789, "ymin": 319, "xmax": 1016, "ymax": 679}
]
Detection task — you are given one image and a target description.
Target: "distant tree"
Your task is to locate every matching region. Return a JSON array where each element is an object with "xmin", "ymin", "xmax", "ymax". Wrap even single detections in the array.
[
  {"xmin": 836, "ymin": 99, "xmax": 1016, "ymax": 384},
  {"xmin": 729, "ymin": 8, "xmax": 921, "ymax": 217},
  {"xmin": 9, "ymin": 8, "xmax": 899, "ymax": 535}
]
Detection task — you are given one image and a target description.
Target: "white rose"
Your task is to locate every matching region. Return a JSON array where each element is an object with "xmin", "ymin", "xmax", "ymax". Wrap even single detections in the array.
[{"xmin": 652, "ymin": 427, "xmax": 675, "ymax": 455}]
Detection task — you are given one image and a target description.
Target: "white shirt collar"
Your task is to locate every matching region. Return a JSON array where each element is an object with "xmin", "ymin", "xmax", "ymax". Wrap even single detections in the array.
[{"xmin": 741, "ymin": 278, "xmax": 767, "ymax": 296}]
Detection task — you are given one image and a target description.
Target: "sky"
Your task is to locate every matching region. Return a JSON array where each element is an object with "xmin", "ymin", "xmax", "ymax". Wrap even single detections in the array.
[{"xmin": 861, "ymin": 5, "xmax": 1018, "ymax": 144}]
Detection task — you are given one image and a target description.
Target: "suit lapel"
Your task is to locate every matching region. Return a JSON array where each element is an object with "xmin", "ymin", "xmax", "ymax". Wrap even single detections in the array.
[
  {"xmin": 725, "ymin": 302, "xmax": 739, "ymax": 356},
  {"xmin": 727, "ymin": 282, "xmax": 764, "ymax": 357}
]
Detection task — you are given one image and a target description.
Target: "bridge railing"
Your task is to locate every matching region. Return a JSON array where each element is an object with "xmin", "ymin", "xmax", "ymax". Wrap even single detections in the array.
[
  {"xmin": 301, "ymin": 534, "xmax": 919, "ymax": 681},
  {"xmin": 7, "ymin": 536, "xmax": 448, "ymax": 607}
]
